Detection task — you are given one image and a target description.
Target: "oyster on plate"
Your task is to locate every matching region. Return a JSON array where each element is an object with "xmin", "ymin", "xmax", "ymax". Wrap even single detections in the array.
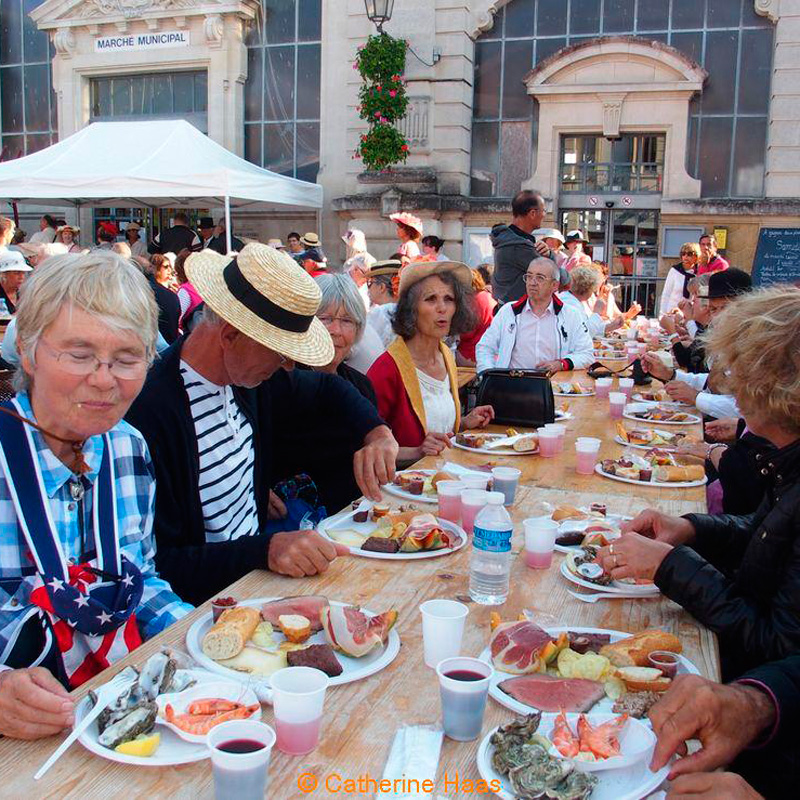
[
  {"xmin": 97, "ymin": 703, "xmax": 157, "ymax": 750},
  {"xmin": 489, "ymin": 714, "xmax": 597, "ymax": 800}
]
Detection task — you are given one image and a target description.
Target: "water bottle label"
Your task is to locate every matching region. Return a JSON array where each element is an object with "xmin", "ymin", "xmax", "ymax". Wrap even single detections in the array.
[{"xmin": 473, "ymin": 524, "xmax": 512, "ymax": 553}]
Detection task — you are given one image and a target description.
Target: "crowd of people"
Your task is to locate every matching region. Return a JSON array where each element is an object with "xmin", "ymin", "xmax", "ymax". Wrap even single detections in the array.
[{"xmin": 0, "ymin": 201, "xmax": 797, "ymax": 799}]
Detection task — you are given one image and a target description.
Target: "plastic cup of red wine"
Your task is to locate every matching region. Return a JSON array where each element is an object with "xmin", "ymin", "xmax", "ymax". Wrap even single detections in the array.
[
  {"xmin": 270, "ymin": 666, "xmax": 329, "ymax": 755},
  {"xmin": 435, "ymin": 657, "xmax": 493, "ymax": 741},
  {"xmin": 207, "ymin": 719, "xmax": 275, "ymax": 800}
]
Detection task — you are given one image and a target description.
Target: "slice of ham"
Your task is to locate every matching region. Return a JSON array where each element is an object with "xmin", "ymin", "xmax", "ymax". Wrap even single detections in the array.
[
  {"xmin": 401, "ymin": 513, "xmax": 455, "ymax": 552},
  {"xmin": 261, "ymin": 595, "xmax": 329, "ymax": 633},
  {"xmin": 499, "ymin": 674, "xmax": 606, "ymax": 713},
  {"xmin": 321, "ymin": 605, "xmax": 397, "ymax": 658},
  {"xmin": 489, "ymin": 621, "xmax": 556, "ymax": 674}
]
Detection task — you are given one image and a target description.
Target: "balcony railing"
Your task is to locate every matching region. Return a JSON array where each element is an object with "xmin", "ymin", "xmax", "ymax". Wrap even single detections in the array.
[{"xmin": 560, "ymin": 162, "xmax": 663, "ymax": 194}]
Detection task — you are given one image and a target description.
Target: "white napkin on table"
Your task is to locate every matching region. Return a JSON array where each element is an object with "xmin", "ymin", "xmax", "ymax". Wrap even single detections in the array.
[{"xmin": 377, "ymin": 725, "xmax": 444, "ymax": 799}]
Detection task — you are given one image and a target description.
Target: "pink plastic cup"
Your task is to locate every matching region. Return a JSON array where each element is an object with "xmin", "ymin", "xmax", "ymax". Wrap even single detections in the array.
[
  {"xmin": 437, "ymin": 480, "xmax": 465, "ymax": 524},
  {"xmin": 460, "ymin": 489, "xmax": 489, "ymax": 535},
  {"xmin": 575, "ymin": 437, "xmax": 601, "ymax": 475},
  {"xmin": 543, "ymin": 423, "xmax": 566, "ymax": 454},
  {"xmin": 538, "ymin": 428, "xmax": 559, "ymax": 458},
  {"xmin": 618, "ymin": 378, "xmax": 634, "ymax": 399},
  {"xmin": 595, "ymin": 377, "xmax": 612, "ymax": 399},
  {"xmin": 523, "ymin": 518, "xmax": 559, "ymax": 569},
  {"xmin": 609, "ymin": 391, "xmax": 626, "ymax": 419}
]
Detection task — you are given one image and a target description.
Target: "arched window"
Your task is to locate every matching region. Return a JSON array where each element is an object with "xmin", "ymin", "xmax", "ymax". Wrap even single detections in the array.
[
  {"xmin": 244, "ymin": 0, "xmax": 322, "ymax": 182},
  {"xmin": 471, "ymin": 0, "xmax": 773, "ymax": 199}
]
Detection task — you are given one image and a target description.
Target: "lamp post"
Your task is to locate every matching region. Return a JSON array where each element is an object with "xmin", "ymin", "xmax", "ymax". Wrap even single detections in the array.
[{"xmin": 364, "ymin": 0, "xmax": 394, "ymax": 33}]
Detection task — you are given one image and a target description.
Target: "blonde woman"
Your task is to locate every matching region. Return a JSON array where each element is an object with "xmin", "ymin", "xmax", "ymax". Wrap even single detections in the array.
[{"xmin": 660, "ymin": 242, "xmax": 701, "ymax": 316}]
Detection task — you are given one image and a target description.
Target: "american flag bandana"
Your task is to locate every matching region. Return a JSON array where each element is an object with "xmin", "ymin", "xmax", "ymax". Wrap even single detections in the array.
[{"xmin": 0, "ymin": 400, "xmax": 144, "ymax": 688}]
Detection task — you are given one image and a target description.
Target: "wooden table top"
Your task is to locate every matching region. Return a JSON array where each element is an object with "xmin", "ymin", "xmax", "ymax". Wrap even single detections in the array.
[{"xmin": 0, "ymin": 371, "xmax": 714, "ymax": 798}]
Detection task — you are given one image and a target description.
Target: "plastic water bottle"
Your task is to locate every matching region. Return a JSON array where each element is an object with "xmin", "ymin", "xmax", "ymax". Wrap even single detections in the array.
[{"xmin": 469, "ymin": 491, "xmax": 513, "ymax": 605}]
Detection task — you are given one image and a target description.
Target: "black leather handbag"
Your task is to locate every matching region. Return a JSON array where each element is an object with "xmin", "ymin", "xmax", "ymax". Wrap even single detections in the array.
[{"xmin": 474, "ymin": 369, "xmax": 555, "ymax": 428}]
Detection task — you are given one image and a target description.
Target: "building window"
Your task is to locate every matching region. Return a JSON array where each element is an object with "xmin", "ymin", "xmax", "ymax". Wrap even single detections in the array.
[
  {"xmin": 471, "ymin": 0, "xmax": 773, "ymax": 199},
  {"xmin": 561, "ymin": 134, "xmax": 665, "ymax": 193},
  {"xmin": 244, "ymin": 0, "xmax": 321, "ymax": 182},
  {"xmin": 89, "ymin": 71, "xmax": 208, "ymax": 132},
  {"xmin": 0, "ymin": 0, "xmax": 57, "ymax": 158}
]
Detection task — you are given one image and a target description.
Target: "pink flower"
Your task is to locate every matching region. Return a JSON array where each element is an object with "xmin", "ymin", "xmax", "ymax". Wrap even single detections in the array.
[
  {"xmin": 401, "ymin": 144, "xmax": 409, "ymax": 151},
  {"xmin": 353, "ymin": 62, "xmax": 359, "ymax": 69},
  {"xmin": 374, "ymin": 111, "xmax": 381, "ymax": 118},
  {"xmin": 389, "ymin": 90, "xmax": 396, "ymax": 97},
  {"xmin": 376, "ymin": 84, "xmax": 382, "ymax": 91},
  {"xmin": 380, "ymin": 116, "xmax": 388, "ymax": 123}
]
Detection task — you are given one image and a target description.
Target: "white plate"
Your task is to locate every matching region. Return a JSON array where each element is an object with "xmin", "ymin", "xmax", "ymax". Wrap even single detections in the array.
[
  {"xmin": 483, "ymin": 625, "xmax": 699, "ymax": 718},
  {"xmin": 555, "ymin": 410, "xmax": 572, "ymax": 420},
  {"xmin": 623, "ymin": 410, "xmax": 701, "ymax": 426},
  {"xmin": 317, "ymin": 507, "xmax": 467, "ymax": 559},
  {"xmin": 553, "ymin": 515, "xmax": 627, "ymax": 554},
  {"xmin": 76, "ymin": 669, "xmax": 230, "ymax": 766},
  {"xmin": 185, "ymin": 598, "xmax": 400, "ymax": 699},
  {"xmin": 593, "ymin": 352, "xmax": 628, "ymax": 361},
  {"xmin": 595, "ymin": 463, "xmax": 707, "ymax": 488},
  {"xmin": 613, "ymin": 435, "xmax": 680, "ymax": 452},
  {"xmin": 553, "ymin": 383, "xmax": 595, "ymax": 397},
  {"xmin": 560, "ymin": 560, "xmax": 660, "ymax": 596},
  {"xmin": 631, "ymin": 394, "xmax": 691, "ymax": 408},
  {"xmin": 477, "ymin": 724, "xmax": 669, "ymax": 800},
  {"xmin": 453, "ymin": 434, "xmax": 538, "ymax": 456},
  {"xmin": 381, "ymin": 469, "xmax": 438, "ymax": 504}
]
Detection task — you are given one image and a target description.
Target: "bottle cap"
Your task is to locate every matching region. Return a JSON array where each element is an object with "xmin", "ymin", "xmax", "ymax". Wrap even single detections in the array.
[{"xmin": 486, "ymin": 492, "xmax": 505, "ymax": 505}]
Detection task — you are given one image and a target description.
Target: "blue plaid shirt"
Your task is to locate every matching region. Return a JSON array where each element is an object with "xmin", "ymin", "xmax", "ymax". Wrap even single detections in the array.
[{"xmin": 0, "ymin": 393, "xmax": 193, "ymax": 665}]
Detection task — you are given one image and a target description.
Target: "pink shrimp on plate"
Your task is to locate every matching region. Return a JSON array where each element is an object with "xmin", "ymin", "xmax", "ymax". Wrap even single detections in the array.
[
  {"xmin": 165, "ymin": 702, "xmax": 260, "ymax": 735},
  {"xmin": 577, "ymin": 713, "xmax": 628, "ymax": 759},
  {"xmin": 187, "ymin": 698, "xmax": 241, "ymax": 715},
  {"xmin": 551, "ymin": 710, "xmax": 580, "ymax": 758}
]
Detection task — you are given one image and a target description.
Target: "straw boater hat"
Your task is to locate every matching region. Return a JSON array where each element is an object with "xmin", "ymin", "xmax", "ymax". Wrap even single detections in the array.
[
  {"xmin": 368, "ymin": 259, "xmax": 401, "ymax": 278},
  {"xmin": 56, "ymin": 224, "xmax": 80, "ymax": 235},
  {"xmin": 398, "ymin": 259, "xmax": 472, "ymax": 296},
  {"xmin": 300, "ymin": 232, "xmax": 320, "ymax": 248},
  {"xmin": 389, "ymin": 212, "xmax": 424, "ymax": 237},
  {"xmin": 185, "ymin": 242, "xmax": 334, "ymax": 366},
  {"xmin": 124, "ymin": 222, "xmax": 141, "ymax": 232}
]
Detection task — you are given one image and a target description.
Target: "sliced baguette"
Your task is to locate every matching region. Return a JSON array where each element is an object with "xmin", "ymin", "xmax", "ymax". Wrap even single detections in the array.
[
  {"xmin": 201, "ymin": 605, "xmax": 261, "ymax": 661},
  {"xmin": 599, "ymin": 630, "xmax": 682, "ymax": 667},
  {"xmin": 616, "ymin": 666, "xmax": 672, "ymax": 693}
]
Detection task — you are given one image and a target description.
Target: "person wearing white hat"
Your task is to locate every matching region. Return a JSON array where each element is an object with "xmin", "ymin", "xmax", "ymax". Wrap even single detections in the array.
[
  {"xmin": 124, "ymin": 222, "xmax": 147, "ymax": 258},
  {"xmin": 564, "ymin": 230, "xmax": 592, "ymax": 272},
  {"xmin": 55, "ymin": 224, "xmax": 83, "ymax": 254},
  {"xmin": 389, "ymin": 212, "xmax": 423, "ymax": 261},
  {"xmin": 342, "ymin": 228, "xmax": 376, "ymax": 311},
  {"xmin": 0, "ymin": 249, "xmax": 33, "ymax": 314},
  {"xmin": 125, "ymin": 243, "xmax": 398, "ymax": 605}
]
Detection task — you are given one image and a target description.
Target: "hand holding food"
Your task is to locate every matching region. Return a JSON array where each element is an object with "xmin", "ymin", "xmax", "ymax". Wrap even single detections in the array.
[
  {"xmin": 621, "ymin": 509, "xmax": 696, "ymax": 547},
  {"xmin": 0, "ymin": 667, "xmax": 74, "ymax": 740},
  {"xmin": 267, "ymin": 530, "xmax": 349, "ymax": 578},
  {"xmin": 353, "ymin": 425, "xmax": 398, "ymax": 501},
  {"xmin": 642, "ymin": 351, "xmax": 673, "ymax": 381},
  {"xmin": 666, "ymin": 772, "xmax": 765, "ymax": 800},
  {"xmin": 596, "ymin": 532, "xmax": 673, "ymax": 581},
  {"xmin": 649, "ymin": 674, "xmax": 776, "ymax": 778},
  {"xmin": 420, "ymin": 431, "xmax": 452, "ymax": 456},
  {"xmin": 705, "ymin": 417, "xmax": 739, "ymax": 443},
  {"xmin": 665, "ymin": 380, "xmax": 700, "ymax": 405}
]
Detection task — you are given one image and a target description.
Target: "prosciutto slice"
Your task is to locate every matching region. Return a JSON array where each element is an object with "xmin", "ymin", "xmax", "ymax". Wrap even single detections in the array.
[
  {"xmin": 490, "ymin": 621, "xmax": 564, "ymax": 674},
  {"xmin": 400, "ymin": 513, "xmax": 455, "ymax": 552},
  {"xmin": 261, "ymin": 595, "xmax": 329, "ymax": 632},
  {"xmin": 321, "ymin": 605, "xmax": 397, "ymax": 658}
]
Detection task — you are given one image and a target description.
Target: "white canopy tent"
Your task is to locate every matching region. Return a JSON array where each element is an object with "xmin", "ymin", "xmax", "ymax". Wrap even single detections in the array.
[{"xmin": 0, "ymin": 119, "xmax": 323, "ymax": 252}]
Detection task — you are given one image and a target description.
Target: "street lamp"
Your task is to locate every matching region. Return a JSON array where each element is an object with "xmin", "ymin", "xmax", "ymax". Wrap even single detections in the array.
[{"xmin": 364, "ymin": 0, "xmax": 394, "ymax": 33}]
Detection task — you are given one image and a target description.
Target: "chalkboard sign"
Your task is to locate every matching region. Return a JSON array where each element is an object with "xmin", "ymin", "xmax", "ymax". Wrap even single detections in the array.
[{"xmin": 752, "ymin": 228, "xmax": 800, "ymax": 286}]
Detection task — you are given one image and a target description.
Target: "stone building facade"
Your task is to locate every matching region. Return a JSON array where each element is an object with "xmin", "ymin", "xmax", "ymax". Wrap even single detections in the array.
[{"xmin": 0, "ymin": 0, "xmax": 798, "ymax": 307}]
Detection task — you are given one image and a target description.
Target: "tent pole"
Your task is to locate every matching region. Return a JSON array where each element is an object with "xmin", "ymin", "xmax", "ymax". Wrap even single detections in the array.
[{"xmin": 224, "ymin": 195, "xmax": 232, "ymax": 254}]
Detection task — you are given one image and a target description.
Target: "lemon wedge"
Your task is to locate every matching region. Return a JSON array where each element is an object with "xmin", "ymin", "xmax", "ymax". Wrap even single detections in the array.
[{"xmin": 115, "ymin": 732, "xmax": 161, "ymax": 757}]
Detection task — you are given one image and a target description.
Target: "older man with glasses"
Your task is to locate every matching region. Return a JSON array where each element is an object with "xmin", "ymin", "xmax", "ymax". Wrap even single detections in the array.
[{"xmin": 476, "ymin": 257, "xmax": 594, "ymax": 375}]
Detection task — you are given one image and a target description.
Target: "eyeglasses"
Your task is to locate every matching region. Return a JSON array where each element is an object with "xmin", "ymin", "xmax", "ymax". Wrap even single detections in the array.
[
  {"xmin": 38, "ymin": 339, "xmax": 147, "ymax": 380},
  {"xmin": 318, "ymin": 314, "xmax": 357, "ymax": 331},
  {"xmin": 524, "ymin": 273, "xmax": 553, "ymax": 285}
]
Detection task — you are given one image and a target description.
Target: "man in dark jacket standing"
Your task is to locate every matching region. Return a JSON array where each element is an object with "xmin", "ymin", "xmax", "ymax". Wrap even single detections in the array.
[
  {"xmin": 126, "ymin": 243, "xmax": 398, "ymax": 606},
  {"xmin": 491, "ymin": 189, "xmax": 555, "ymax": 303},
  {"xmin": 148, "ymin": 211, "xmax": 201, "ymax": 255},
  {"xmin": 208, "ymin": 217, "xmax": 245, "ymax": 254}
]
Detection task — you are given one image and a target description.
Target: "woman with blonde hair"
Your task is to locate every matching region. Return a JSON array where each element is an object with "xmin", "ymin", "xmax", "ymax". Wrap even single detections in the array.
[
  {"xmin": 659, "ymin": 242, "xmax": 701, "ymax": 316},
  {"xmin": 596, "ymin": 286, "xmax": 800, "ymax": 680},
  {"xmin": 54, "ymin": 224, "xmax": 82, "ymax": 254}
]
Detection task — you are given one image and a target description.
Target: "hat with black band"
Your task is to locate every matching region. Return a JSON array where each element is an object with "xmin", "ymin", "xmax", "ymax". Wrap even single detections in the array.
[{"xmin": 185, "ymin": 242, "xmax": 334, "ymax": 366}]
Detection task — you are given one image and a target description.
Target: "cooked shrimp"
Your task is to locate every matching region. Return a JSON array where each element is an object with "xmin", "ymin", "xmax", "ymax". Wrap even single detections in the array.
[
  {"xmin": 551, "ymin": 710, "xmax": 580, "ymax": 758},
  {"xmin": 578, "ymin": 713, "xmax": 628, "ymax": 759},
  {"xmin": 187, "ymin": 698, "xmax": 241, "ymax": 715},
  {"xmin": 166, "ymin": 703, "xmax": 260, "ymax": 735}
]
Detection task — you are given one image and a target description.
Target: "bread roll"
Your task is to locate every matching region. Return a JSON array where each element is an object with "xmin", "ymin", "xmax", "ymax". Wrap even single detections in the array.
[
  {"xmin": 616, "ymin": 666, "xmax": 672, "ymax": 693},
  {"xmin": 552, "ymin": 505, "xmax": 587, "ymax": 522},
  {"xmin": 202, "ymin": 605, "xmax": 261, "ymax": 661},
  {"xmin": 431, "ymin": 471, "xmax": 455, "ymax": 488},
  {"xmin": 653, "ymin": 465, "xmax": 705, "ymax": 483},
  {"xmin": 600, "ymin": 630, "xmax": 682, "ymax": 667},
  {"xmin": 513, "ymin": 434, "xmax": 538, "ymax": 452},
  {"xmin": 653, "ymin": 350, "xmax": 673, "ymax": 369}
]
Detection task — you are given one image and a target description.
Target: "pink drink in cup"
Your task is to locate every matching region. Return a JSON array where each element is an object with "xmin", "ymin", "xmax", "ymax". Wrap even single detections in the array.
[
  {"xmin": 544, "ymin": 423, "xmax": 566, "ymax": 453},
  {"xmin": 575, "ymin": 437, "xmax": 601, "ymax": 475},
  {"xmin": 609, "ymin": 391, "xmax": 626, "ymax": 419},
  {"xmin": 437, "ymin": 480, "xmax": 464, "ymax": 524},
  {"xmin": 523, "ymin": 517, "xmax": 559, "ymax": 569},
  {"xmin": 618, "ymin": 377, "xmax": 634, "ymax": 399},
  {"xmin": 271, "ymin": 667, "xmax": 328, "ymax": 756},
  {"xmin": 460, "ymin": 489, "xmax": 489, "ymax": 535},
  {"xmin": 538, "ymin": 428, "xmax": 559, "ymax": 458},
  {"xmin": 595, "ymin": 377, "xmax": 612, "ymax": 398}
]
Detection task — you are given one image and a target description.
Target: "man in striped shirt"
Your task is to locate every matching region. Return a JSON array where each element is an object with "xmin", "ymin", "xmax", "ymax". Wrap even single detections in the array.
[{"xmin": 126, "ymin": 244, "xmax": 398, "ymax": 605}]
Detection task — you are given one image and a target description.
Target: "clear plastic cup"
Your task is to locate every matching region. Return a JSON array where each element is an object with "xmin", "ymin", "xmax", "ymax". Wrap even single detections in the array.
[
  {"xmin": 544, "ymin": 423, "xmax": 566, "ymax": 453},
  {"xmin": 538, "ymin": 428, "xmax": 559, "ymax": 458},
  {"xmin": 460, "ymin": 489, "xmax": 489, "ymax": 535},
  {"xmin": 491, "ymin": 467, "xmax": 521, "ymax": 505},
  {"xmin": 609, "ymin": 391, "xmax": 627, "ymax": 419},
  {"xmin": 618, "ymin": 377, "xmax": 634, "ymax": 398},
  {"xmin": 461, "ymin": 474, "xmax": 490, "ymax": 490},
  {"xmin": 207, "ymin": 719, "xmax": 276, "ymax": 800},
  {"xmin": 436, "ymin": 657, "xmax": 493, "ymax": 741},
  {"xmin": 437, "ymin": 480, "xmax": 465, "ymax": 524},
  {"xmin": 271, "ymin": 667, "xmax": 329, "ymax": 756},
  {"xmin": 420, "ymin": 599, "xmax": 469, "ymax": 669},
  {"xmin": 575, "ymin": 437, "xmax": 601, "ymax": 475},
  {"xmin": 523, "ymin": 517, "xmax": 559, "ymax": 569},
  {"xmin": 595, "ymin": 377, "xmax": 612, "ymax": 398}
]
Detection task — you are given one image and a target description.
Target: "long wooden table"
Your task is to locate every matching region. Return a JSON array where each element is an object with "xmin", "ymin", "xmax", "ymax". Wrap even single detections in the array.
[{"xmin": 0, "ymin": 371, "xmax": 715, "ymax": 798}]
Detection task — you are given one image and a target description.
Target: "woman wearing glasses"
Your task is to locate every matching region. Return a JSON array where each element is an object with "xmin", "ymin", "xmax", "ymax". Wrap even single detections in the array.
[{"xmin": 0, "ymin": 252, "xmax": 191, "ymax": 740}]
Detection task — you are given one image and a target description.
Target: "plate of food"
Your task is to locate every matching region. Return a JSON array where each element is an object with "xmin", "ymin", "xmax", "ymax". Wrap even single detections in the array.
[
  {"xmin": 596, "ymin": 452, "xmax": 706, "ymax": 487},
  {"xmin": 75, "ymin": 650, "xmax": 237, "ymax": 766},
  {"xmin": 623, "ymin": 404, "xmax": 701, "ymax": 425},
  {"xmin": 185, "ymin": 597, "xmax": 400, "ymax": 700},
  {"xmin": 593, "ymin": 351, "xmax": 629, "ymax": 362},
  {"xmin": 317, "ymin": 504, "xmax": 467, "ymax": 558},
  {"xmin": 561, "ymin": 552, "xmax": 661, "ymax": 596},
  {"xmin": 482, "ymin": 618, "xmax": 697, "ymax": 721},
  {"xmin": 553, "ymin": 381, "xmax": 595, "ymax": 397},
  {"xmin": 381, "ymin": 468, "xmax": 456, "ymax": 504},
  {"xmin": 552, "ymin": 511, "xmax": 628, "ymax": 555},
  {"xmin": 454, "ymin": 431, "xmax": 539, "ymax": 456},
  {"xmin": 613, "ymin": 422, "xmax": 694, "ymax": 451},
  {"xmin": 632, "ymin": 390, "xmax": 691, "ymax": 408},
  {"xmin": 477, "ymin": 715, "xmax": 669, "ymax": 800}
]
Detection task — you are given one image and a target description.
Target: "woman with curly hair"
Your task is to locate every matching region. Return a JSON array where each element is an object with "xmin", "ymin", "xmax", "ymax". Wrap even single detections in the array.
[{"xmin": 368, "ymin": 261, "xmax": 494, "ymax": 465}]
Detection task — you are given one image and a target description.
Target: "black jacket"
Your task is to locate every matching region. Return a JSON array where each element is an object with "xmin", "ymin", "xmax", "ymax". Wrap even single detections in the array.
[
  {"xmin": 491, "ymin": 224, "xmax": 554, "ymax": 304},
  {"xmin": 672, "ymin": 323, "xmax": 707, "ymax": 373},
  {"xmin": 208, "ymin": 233, "xmax": 245, "ymax": 254},
  {"xmin": 147, "ymin": 275, "xmax": 180, "ymax": 344},
  {"xmin": 125, "ymin": 340, "xmax": 385, "ymax": 605},
  {"xmin": 148, "ymin": 224, "xmax": 200, "ymax": 255},
  {"xmin": 717, "ymin": 424, "xmax": 776, "ymax": 515},
  {"xmin": 655, "ymin": 437, "xmax": 800, "ymax": 680}
]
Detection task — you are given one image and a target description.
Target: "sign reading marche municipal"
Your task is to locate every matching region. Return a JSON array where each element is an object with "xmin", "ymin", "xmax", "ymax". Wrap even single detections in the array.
[{"xmin": 95, "ymin": 30, "xmax": 189, "ymax": 53}]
